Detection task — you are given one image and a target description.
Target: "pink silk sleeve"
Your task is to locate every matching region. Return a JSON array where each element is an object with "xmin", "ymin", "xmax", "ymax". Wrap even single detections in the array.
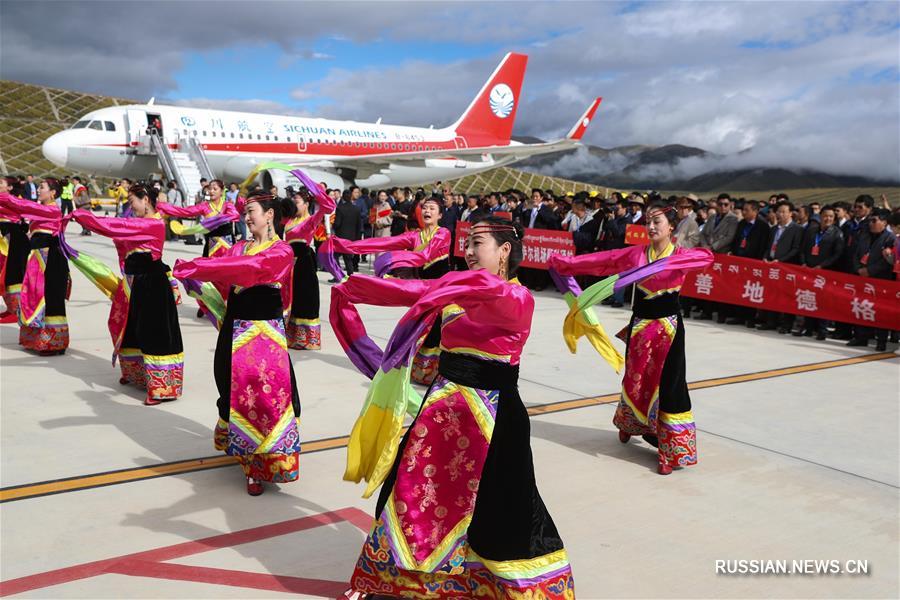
[
  {"xmin": 374, "ymin": 227, "xmax": 451, "ymax": 275},
  {"xmin": 549, "ymin": 245, "xmax": 643, "ymax": 277},
  {"xmin": 0, "ymin": 195, "xmax": 60, "ymax": 222},
  {"xmin": 157, "ymin": 202, "xmax": 207, "ymax": 219},
  {"xmin": 69, "ymin": 209, "xmax": 164, "ymax": 246},
  {"xmin": 331, "ymin": 229, "xmax": 418, "ymax": 255},
  {"xmin": 330, "ymin": 275, "xmax": 431, "ymax": 378},
  {"xmin": 172, "ymin": 241, "xmax": 294, "ymax": 289}
]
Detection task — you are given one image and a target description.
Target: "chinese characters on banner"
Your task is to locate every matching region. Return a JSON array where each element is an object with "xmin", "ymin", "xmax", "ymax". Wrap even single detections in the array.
[
  {"xmin": 681, "ymin": 254, "xmax": 900, "ymax": 329},
  {"xmin": 624, "ymin": 224, "xmax": 649, "ymax": 245},
  {"xmin": 453, "ymin": 222, "xmax": 576, "ymax": 269}
]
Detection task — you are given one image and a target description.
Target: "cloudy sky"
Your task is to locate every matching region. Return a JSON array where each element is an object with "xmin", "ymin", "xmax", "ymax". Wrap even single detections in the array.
[{"xmin": 2, "ymin": 1, "xmax": 898, "ymax": 179}]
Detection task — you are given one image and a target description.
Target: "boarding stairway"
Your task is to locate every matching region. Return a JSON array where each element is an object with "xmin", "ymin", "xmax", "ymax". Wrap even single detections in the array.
[{"xmin": 147, "ymin": 133, "xmax": 214, "ymax": 202}]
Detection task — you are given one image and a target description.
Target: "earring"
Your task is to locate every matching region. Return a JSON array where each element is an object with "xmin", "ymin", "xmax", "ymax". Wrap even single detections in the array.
[
  {"xmin": 500, "ymin": 258, "xmax": 508, "ymax": 280},
  {"xmin": 267, "ymin": 221, "xmax": 273, "ymax": 237}
]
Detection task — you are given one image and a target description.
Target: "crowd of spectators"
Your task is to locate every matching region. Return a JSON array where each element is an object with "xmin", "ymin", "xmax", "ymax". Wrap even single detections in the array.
[{"xmin": 4, "ymin": 172, "xmax": 897, "ymax": 350}]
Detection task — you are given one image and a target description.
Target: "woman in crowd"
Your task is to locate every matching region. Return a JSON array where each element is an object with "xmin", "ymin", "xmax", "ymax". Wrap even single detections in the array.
[
  {"xmin": 0, "ymin": 177, "xmax": 30, "ymax": 323},
  {"xmin": 158, "ymin": 178, "xmax": 239, "ymax": 320},
  {"xmin": 333, "ymin": 216, "xmax": 574, "ymax": 599},
  {"xmin": 282, "ymin": 179, "xmax": 335, "ymax": 350},
  {"xmin": 549, "ymin": 201, "xmax": 713, "ymax": 475},
  {"xmin": 0, "ymin": 178, "xmax": 70, "ymax": 354},
  {"xmin": 173, "ymin": 192, "xmax": 300, "ymax": 497},
  {"xmin": 63, "ymin": 184, "xmax": 184, "ymax": 405},
  {"xmin": 322, "ymin": 196, "xmax": 451, "ymax": 385},
  {"xmin": 371, "ymin": 189, "xmax": 393, "ymax": 239}
]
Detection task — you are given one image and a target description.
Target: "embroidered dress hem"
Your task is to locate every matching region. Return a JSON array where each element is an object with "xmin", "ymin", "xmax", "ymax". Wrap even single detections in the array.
[
  {"xmin": 19, "ymin": 317, "xmax": 68, "ymax": 352},
  {"xmin": 613, "ymin": 400, "xmax": 697, "ymax": 468},
  {"xmin": 119, "ymin": 348, "xmax": 184, "ymax": 400},
  {"xmin": 286, "ymin": 317, "xmax": 321, "ymax": 350},
  {"xmin": 411, "ymin": 346, "xmax": 440, "ymax": 385},
  {"xmin": 351, "ymin": 518, "xmax": 575, "ymax": 599}
]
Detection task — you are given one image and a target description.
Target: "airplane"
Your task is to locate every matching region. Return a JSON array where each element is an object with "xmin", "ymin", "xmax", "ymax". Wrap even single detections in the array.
[{"xmin": 42, "ymin": 52, "xmax": 601, "ymax": 193}]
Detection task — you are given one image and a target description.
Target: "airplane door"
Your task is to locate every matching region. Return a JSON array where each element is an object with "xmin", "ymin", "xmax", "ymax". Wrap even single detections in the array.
[
  {"xmin": 297, "ymin": 135, "xmax": 307, "ymax": 152},
  {"xmin": 126, "ymin": 109, "xmax": 146, "ymax": 147}
]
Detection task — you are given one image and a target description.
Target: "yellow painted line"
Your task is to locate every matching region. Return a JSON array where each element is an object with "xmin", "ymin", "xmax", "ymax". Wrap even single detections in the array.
[{"xmin": 1, "ymin": 352, "xmax": 895, "ymax": 503}]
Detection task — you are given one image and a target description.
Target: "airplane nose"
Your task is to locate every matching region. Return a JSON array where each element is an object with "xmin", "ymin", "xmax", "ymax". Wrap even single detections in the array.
[{"xmin": 42, "ymin": 133, "xmax": 68, "ymax": 168}]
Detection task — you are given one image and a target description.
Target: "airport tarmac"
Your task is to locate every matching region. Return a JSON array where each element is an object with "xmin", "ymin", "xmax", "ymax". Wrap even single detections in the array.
[{"xmin": 1, "ymin": 227, "xmax": 898, "ymax": 599}]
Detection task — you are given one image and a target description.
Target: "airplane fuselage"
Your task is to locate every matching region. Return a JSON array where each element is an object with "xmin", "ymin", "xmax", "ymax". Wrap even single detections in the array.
[{"xmin": 43, "ymin": 103, "xmax": 518, "ymax": 189}]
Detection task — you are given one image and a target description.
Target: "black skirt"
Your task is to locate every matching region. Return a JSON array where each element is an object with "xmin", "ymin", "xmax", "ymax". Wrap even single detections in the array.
[
  {"xmin": 2, "ymin": 222, "xmax": 29, "ymax": 288},
  {"xmin": 30, "ymin": 233, "xmax": 68, "ymax": 319},
  {"xmin": 289, "ymin": 242, "xmax": 319, "ymax": 320},
  {"xmin": 121, "ymin": 253, "xmax": 183, "ymax": 356}
]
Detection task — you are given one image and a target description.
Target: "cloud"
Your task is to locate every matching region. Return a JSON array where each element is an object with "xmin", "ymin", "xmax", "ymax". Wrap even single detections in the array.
[{"xmin": 1, "ymin": 1, "xmax": 897, "ymax": 180}]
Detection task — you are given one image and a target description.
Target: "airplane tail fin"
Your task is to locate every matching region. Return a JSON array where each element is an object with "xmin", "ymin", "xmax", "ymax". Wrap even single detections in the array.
[
  {"xmin": 450, "ymin": 52, "xmax": 528, "ymax": 146},
  {"xmin": 566, "ymin": 97, "xmax": 602, "ymax": 140}
]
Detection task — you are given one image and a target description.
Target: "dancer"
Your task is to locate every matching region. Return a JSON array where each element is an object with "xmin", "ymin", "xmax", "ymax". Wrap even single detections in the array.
[
  {"xmin": 548, "ymin": 201, "xmax": 713, "ymax": 475},
  {"xmin": 332, "ymin": 216, "xmax": 575, "ymax": 599},
  {"xmin": 63, "ymin": 184, "xmax": 184, "ymax": 405},
  {"xmin": 0, "ymin": 179, "xmax": 70, "ymax": 354},
  {"xmin": 158, "ymin": 179, "xmax": 239, "ymax": 320},
  {"xmin": 0, "ymin": 177, "xmax": 29, "ymax": 323},
  {"xmin": 173, "ymin": 192, "xmax": 300, "ymax": 496},
  {"xmin": 282, "ymin": 183, "xmax": 336, "ymax": 350},
  {"xmin": 322, "ymin": 196, "xmax": 451, "ymax": 385}
]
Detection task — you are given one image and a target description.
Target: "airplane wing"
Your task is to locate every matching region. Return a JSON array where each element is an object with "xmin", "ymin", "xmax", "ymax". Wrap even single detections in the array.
[{"xmin": 287, "ymin": 98, "xmax": 601, "ymax": 176}]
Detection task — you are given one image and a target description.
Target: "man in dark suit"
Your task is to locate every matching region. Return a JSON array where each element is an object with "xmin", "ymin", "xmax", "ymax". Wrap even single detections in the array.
[
  {"xmin": 794, "ymin": 204, "xmax": 844, "ymax": 339},
  {"xmin": 333, "ymin": 189, "xmax": 361, "ymax": 278},
  {"xmin": 757, "ymin": 200, "xmax": 804, "ymax": 333},
  {"xmin": 847, "ymin": 209, "xmax": 896, "ymax": 351},
  {"xmin": 22, "ymin": 174, "xmax": 37, "ymax": 201},
  {"xmin": 833, "ymin": 194, "xmax": 874, "ymax": 339},
  {"xmin": 519, "ymin": 189, "xmax": 559, "ymax": 291},
  {"xmin": 726, "ymin": 200, "xmax": 769, "ymax": 326},
  {"xmin": 697, "ymin": 193, "xmax": 740, "ymax": 322}
]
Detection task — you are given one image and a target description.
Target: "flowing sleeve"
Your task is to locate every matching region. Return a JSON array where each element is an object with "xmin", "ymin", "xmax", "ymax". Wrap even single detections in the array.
[
  {"xmin": 157, "ymin": 202, "xmax": 205, "ymax": 219},
  {"xmin": 0, "ymin": 195, "xmax": 59, "ymax": 222},
  {"xmin": 318, "ymin": 230, "xmax": 419, "ymax": 281},
  {"xmin": 554, "ymin": 247, "xmax": 714, "ymax": 372},
  {"xmin": 372, "ymin": 227, "xmax": 451, "ymax": 277},
  {"xmin": 330, "ymin": 275, "xmax": 429, "ymax": 379},
  {"xmin": 548, "ymin": 245, "xmax": 643, "ymax": 277},
  {"xmin": 172, "ymin": 241, "xmax": 294, "ymax": 288},
  {"xmin": 69, "ymin": 209, "xmax": 164, "ymax": 245},
  {"xmin": 285, "ymin": 192, "xmax": 338, "ymax": 244}
]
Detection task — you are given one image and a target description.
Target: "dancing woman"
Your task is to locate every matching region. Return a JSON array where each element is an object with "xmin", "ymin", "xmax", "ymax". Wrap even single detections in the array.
[
  {"xmin": 0, "ymin": 179, "xmax": 70, "ymax": 354},
  {"xmin": 332, "ymin": 216, "xmax": 575, "ymax": 599},
  {"xmin": 63, "ymin": 184, "xmax": 184, "ymax": 405},
  {"xmin": 322, "ymin": 196, "xmax": 451, "ymax": 385},
  {"xmin": 548, "ymin": 201, "xmax": 713, "ymax": 475},
  {"xmin": 0, "ymin": 178, "xmax": 29, "ymax": 323},
  {"xmin": 282, "ymin": 182, "xmax": 336, "ymax": 350},
  {"xmin": 158, "ymin": 179, "xmax": 239, "ymax": 320},
  {"xmin": 173, "ymin": 192, "xmax": 300, "ymax": 496}
]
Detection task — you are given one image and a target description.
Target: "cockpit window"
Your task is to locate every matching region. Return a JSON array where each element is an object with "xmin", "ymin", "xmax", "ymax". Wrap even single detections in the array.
[
  {"xmin": 87, "ymin": 121, "xmax": 103, "ymax": 130},
  {"xmin": 104, "ymin": 121, "xmax": 116, "ymax": 131},
  {"xmin": 71, "ymin": 120, "xmax": 90, "ymax": 129}
]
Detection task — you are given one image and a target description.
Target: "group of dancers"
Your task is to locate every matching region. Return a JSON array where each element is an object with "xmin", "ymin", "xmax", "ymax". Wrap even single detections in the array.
[{"xmin": 0, "ymin": 167, "xmax": 712, "ymax": 599}]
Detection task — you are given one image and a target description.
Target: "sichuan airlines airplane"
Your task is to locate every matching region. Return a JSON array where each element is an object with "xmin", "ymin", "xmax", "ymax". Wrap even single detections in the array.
[{"xmin": 42, "ymin": 52, "xmax": 601, "ymax": 191}]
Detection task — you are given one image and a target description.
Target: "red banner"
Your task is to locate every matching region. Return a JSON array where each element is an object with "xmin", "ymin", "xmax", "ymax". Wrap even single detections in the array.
[
  {"xmin": 454, "ymin": 222, "xmax": 575, "ymax": 269},
  {"xmin": 625, "ymin": 224, "xmax": 649, "ymax": 245},
  {"xmin": 681, "ymin": 254, "xmax": 900, "ymax": 329}
]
